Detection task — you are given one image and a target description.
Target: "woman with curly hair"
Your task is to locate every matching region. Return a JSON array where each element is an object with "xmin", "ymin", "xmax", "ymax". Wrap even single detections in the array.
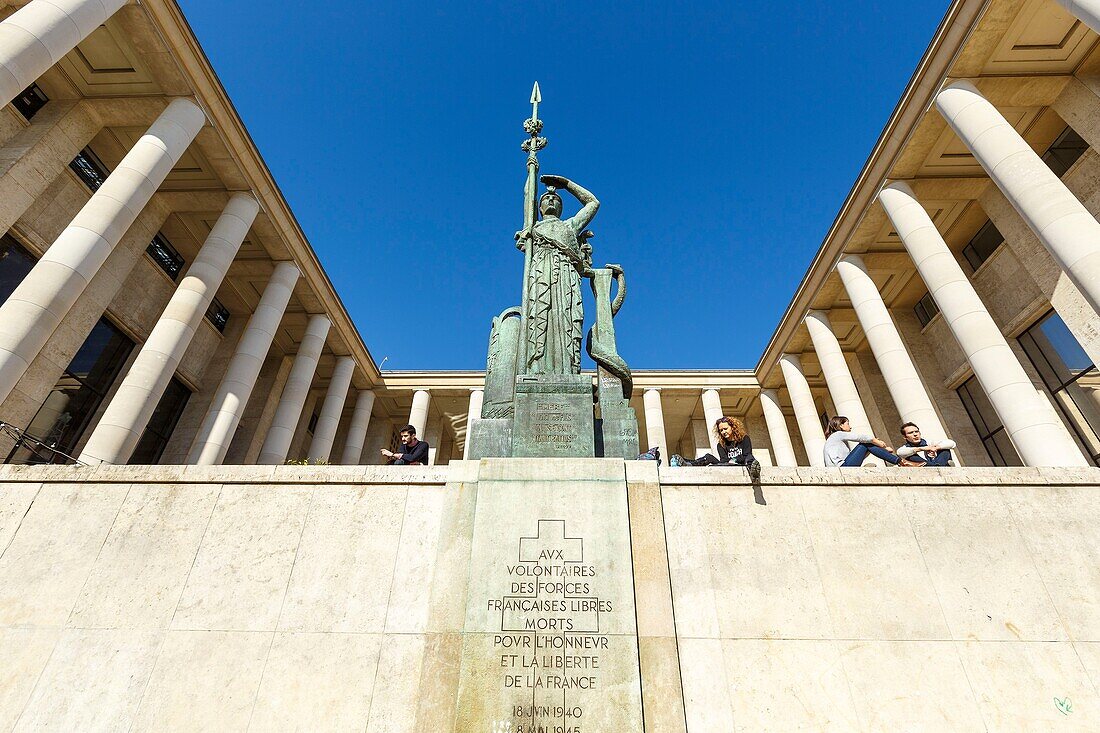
[
  {"xmin": 714, "ymin": 416, "xmax": 762, "ymax": 479},
  {"xmin": 671, "ymin": 416, "xmax": 762, "ymax": 480}
]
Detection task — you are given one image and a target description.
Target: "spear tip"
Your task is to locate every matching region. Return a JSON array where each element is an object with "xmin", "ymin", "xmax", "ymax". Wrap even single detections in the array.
[{"xmin": 530, "ymin": 81, "xmax": 541, "ymax": 104}]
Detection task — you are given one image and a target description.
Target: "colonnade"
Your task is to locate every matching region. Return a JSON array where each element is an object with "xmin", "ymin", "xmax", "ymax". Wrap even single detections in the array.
[
  {"xmin": 765, "ymin": 74, "xmax": 1097, "ymax": 467},
  {"xmin": 0, "ymin": 0, "xmax": 386, "ymax": 467}
]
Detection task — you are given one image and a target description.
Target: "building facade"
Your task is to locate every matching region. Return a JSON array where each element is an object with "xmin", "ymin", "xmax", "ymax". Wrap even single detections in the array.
[{"xmin": 0, "ymin": 0, "xmax": 1098, "ymax": 470}]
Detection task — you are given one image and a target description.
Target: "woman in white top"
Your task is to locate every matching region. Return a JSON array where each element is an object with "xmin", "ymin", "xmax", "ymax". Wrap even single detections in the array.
[{"xmin": 823, "ymin": 416, "xmax": 920, "ymax": 467}]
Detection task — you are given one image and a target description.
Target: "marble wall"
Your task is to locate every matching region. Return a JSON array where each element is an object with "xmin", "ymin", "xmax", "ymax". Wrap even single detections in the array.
[{"xmin": 0, "ymin": 462, "xmax": 1097, "ymax": 731}]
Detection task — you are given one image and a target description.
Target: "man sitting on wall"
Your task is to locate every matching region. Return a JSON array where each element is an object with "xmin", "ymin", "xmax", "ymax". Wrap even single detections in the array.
[
  {"xmin": 381, "ymin": 424, "xmax": 429, "ymax": 465},
  {"xmin": 824, "ymin": 416, "xmax": 921, "ymax": 467},
  {"xmin": 895, "ymin": 422, "xmax": 955, "ymax": 467}
]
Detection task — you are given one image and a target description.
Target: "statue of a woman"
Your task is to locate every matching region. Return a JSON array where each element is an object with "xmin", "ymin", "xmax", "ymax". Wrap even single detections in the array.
[{"xmin": 519, "ymin": 174, "xmax": 599, "ymax": 375}]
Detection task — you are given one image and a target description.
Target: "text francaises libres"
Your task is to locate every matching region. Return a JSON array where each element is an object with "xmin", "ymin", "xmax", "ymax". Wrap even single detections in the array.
[
  {"xmin": 486, "ymin": 533, "xmax": 613, "ymax": 732},
  {"xmin": 532, "ymin": 402, "xmax": 576, "ymax": 444}
]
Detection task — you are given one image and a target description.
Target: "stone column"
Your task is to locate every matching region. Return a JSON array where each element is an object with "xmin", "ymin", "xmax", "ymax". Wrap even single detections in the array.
[
  {"xmin": 464, "ymin": 388, "xmax": 484, "ymax": 456},
  {"xmin": 339, "ymin": 389, "xmax": 375, "ymax": 465},
  {"xmin": 257, "ymin": 314, "xmax": 330, "ymax": 465},
  {"xmin": 804, "ymin": 311, "xmax": 876, "ymax": 437},
  {"xmin": 701, "ymin": 389, "xmax": 724, "ymax": 453},
  {"xmin": 0, "ymin": 0, "xmax": 128, "ymax": 105},
  {"xmin": 836, "ymin": 254, "xmax": 950, "ymax": 442},
  {"xmin": 760, "ymin": 388, "xmax": 798, "ymax": 467},
  {"xmin": 78, "ymin": 193, "xmax": 259, "ymax": 465},
  {"xmin": 408, "ymin": 389, "xmax": 430, "ymax": 437},
  {"xmin": 1057, "ymin": 0, "xmax": 1100, "ymax": 33},
  {"xmin": 425, "ymin": 419, "xmax": 442, "ymax": 466},
  {"xmin": 186, "ymin": 261, "xmax": 300, "ymax": 465},
  {"xmin": 642, "ymin": 388, "xmax": 668, "ymax": 461},
  {"xmin": 307, "ymin": 356, "xmax": 355, "ymax": 463},
  {"xmin": 936, "ymin": 80, "xmax": 1100, "ymax": 315},
  {"xmin": 0, "ymin": 98, "xmax": 204, "ymax": 407},
  {"xmin": 778, "ymin": 354, "xmax": 826, "ymax": 466},
  {"xmin": 880, "ymin": 181, "xmax": 1087, "ymax": 466}
]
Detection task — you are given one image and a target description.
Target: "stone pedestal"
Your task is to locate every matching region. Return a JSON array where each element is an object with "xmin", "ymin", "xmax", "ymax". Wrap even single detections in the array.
[
  {"xmin": 455, "ymin": 458, "xmax": 644, "ymax": 732},
  {"xmin": 595, "ymin": 369, "xmax": 639, "ymax": 459},
  {"xmin": 468, "ymin": 417, "xmax": 514, "ymax": 459},
  {"xmin": 512, "ymin": 374, "xmax": 596, "ymax": 457}
]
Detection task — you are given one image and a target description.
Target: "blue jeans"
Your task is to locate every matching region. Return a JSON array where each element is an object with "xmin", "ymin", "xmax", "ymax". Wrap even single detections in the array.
[
  {"xmin": 842, "ymin": 443, "xmax": 900, "ymax": 466},
  {"xmin": 909, "ymin": 449, "xmax": 952, "ymax": 467}
]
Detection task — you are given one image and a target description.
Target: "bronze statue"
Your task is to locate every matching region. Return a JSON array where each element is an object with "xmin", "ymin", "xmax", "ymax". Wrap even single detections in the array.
[
  {"xmin": 468, "ymin": 82, "xmax": 638, "ymax": 458},
  {"xmin": 517, "ymin": 176, "xmax": 599, "ymax": 375}
]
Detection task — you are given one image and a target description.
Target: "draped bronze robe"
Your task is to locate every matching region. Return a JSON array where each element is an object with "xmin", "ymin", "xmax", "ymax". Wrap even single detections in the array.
[{"xmin": 524, "ymin": 216, "xmax": 585, "ymax": 375}]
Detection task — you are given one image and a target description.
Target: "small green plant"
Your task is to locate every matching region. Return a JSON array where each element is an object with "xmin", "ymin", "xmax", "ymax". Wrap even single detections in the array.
[{"xmin": 284, "ymin": 458, "xmax": 330, "ymax": 465}]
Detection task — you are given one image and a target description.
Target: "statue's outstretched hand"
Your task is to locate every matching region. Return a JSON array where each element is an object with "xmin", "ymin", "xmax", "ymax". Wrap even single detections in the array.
[{"xmin": 540, "ymin": 174, "xmax": 570, "ymax": 188}]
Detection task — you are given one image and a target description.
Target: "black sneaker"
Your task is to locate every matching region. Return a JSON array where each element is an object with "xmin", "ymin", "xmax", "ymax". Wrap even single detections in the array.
[{"xmin": 748, "ymin": 458, "xmax": 762, "ymax": 482}]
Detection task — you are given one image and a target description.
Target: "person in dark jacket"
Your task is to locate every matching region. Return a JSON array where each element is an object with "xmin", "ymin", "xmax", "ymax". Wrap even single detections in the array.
[
  {"xmin": 381, "ymin": 424, "xmax": 429, "ymax": 465},
  {"xmin": 671, "ymin": 416, "xmax": 762, "ymax": 480},
  {"xmin": 715, "ymin": 416, "xmax": 762, "ymax": 480}
]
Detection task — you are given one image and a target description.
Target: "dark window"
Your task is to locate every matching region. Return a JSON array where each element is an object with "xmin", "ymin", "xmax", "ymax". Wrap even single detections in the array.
[
  {"xmin": 1043, "ymin": 126, "xmax": 1089, "ymax": 178},
  {"xmin": 69, "ymin": 147, "xmax": 110, "ymax": 191},
  {"xmin": 961, "ymin": 220, "xmax": 1005, "ymax": 272},
  {"xmin": 146, "ymin": 233, "xmax": 185, "ymax": 280},
  {"xmin": 956, "ymin": 375, "xmax": 1023, "ymax": 467},
  {"xmin": 1, "ymin": 235, "xmax": 37, "ymax": 304},
  {"xmin": 1018, "ymin": 311, "xmax": 1100, "ymax": 465},
  {"xmin": 129, "ymin": 378, "xmax": 191, "ymax": 465},
  {"xmin": 204, "ymin": 297, "xmax": 230, "ymax": 333},
  {"xmin": 914, "ymin": 291, "xmax": 940, "ymax": 328},
  {"xmin": 307, "ymin": 412, "xmax": 319, "ymax": 434},
  {"xmin": 12, "ymin": 84, "xmax": 48, "ymax": 121},
  {"xmin": 6, "ymin": 318, "xmax": 133, "ymax": 464}
]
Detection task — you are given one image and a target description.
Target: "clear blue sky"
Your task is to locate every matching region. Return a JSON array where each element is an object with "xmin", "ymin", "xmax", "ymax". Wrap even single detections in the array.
[{"xmin": 179, "ymin": 0, "xmax": 949, "ymax": 371}]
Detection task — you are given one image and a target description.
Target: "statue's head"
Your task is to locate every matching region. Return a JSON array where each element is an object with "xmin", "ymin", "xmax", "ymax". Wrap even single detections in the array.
[{"xmin": 539, "ymin": 188, "xmax": 562, "ymax": 218}]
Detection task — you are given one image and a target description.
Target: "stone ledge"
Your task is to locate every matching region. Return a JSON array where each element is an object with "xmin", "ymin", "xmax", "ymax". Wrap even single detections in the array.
[
  {"xmin": 658, "ymin": 465, "xmax": 1100, "ymax": 487},
  {"xmin": 0, "ymin": 464, "xmax": 451, "ymax": 485},
  {"xmin": 0, "ymin": 463, "xmax": 1095, "ymax": 488}
]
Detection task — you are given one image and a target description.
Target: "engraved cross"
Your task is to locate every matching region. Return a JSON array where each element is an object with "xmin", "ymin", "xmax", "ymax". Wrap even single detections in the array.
[{"xmin": 518, "ymin": 519, "xmax": 583, "ymax": 564}]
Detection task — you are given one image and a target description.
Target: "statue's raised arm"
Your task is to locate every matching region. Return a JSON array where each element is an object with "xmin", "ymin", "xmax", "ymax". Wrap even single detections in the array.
[{"xmin": 541, "ymin": 174, "xmax": 599, "ymax": 234}]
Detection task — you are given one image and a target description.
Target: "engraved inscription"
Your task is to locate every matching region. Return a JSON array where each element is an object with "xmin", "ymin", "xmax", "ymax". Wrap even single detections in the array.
[{"xmin": 487, "ymin": 519, "xmax": 615, "ymax": 731}]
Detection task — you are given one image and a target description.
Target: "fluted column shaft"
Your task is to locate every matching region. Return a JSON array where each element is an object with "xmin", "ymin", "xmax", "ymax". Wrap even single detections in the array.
[
  {"xmin": 0, "ymin": 0, "xmax": 128, "ymax": 106},
  {"xmin": 779, "ymin": 354, "xmax": 826, "ymax": 466},
  {"xmin": 408, "ymin": 389, "xmax": 430, "ymax": 437},
  {"xmin": 257, "ymin": 314, "xmax": 330, "ymax": 464},
  {"xmin": 1056, "ymin": 0, "xmax": 1100, "ymax": 35},
  {"xmin": 760, "ymin": 389, "xmax": 798, "ymax": 467},
  {"xmin": 307, "ymin": 356, "xmax": 355, "ymax": 463},
  {"xmin": 0, "ymin": 98, "xmax": 204, "ymax": 406},
  {"xmin": 340, "ymin": 389, "xmax": 375, "ymax": 465},
  {"xmin": 464, "ymin": 388, "xmax": 484, "ymax": 456},
  {"xmin": 880, "ymin": 181, "xmax": 1087, "ymax": 466},
  {"xmin": 642, "ymin": 388, "xmax": 668, "ymax": 462},
  {"xmin": 701, "ymin": 389, "xmax": 724, "ymax": 454},
  {"xmin": 186, "ymin": 261, "xmax": 300, "ymax": 465},
  {"xmin": 936, "ymin": 80, "xmax": 1100, "ymax": 315},
  {"xmin": 804, "ymin": 311, "xmax": 875, "ymax": 437},
  {"xmin": 79, "ymin": 193, "xmax": 259, "ymax": 465},
  {"xmin": 836, "ymin": 255, "xmax": 949, "ymax": 443}
]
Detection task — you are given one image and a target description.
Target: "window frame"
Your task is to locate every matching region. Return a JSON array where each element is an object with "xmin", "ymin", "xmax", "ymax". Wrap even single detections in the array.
[
  {"xmin": 12, "ymin": 83, "xmax": 48, "ymax": 121},
  {"xmin": 1042, "ymin": 125, "xmax": 1089, "ymax": 179},
  {"xmin": 955, "ymin": 375, "xmax": 1023, "ymax": 467},
  {"xmin": 145, "ymin": 232, "xmax": 186, "ymax": 281},
  {"xmin": 128, "ymin": 377, "xmax": 191, "ymax": 465},
  {"xmin": 68, "ymin": 147, "xmax": 110, "ymax": 192},
  {"xmin": 1017, "ymin": 310, "xmax": 1100, "ymax": 466}
]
